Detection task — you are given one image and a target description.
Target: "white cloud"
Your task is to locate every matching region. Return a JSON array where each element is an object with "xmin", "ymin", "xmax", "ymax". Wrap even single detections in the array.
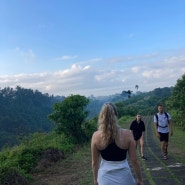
[
  {"xmin": 131, "ymin": 67, "xmax": 139, "ymax": 73},
  {"xmin": 55, "ymin": 55, "xmax": 78, "ymax": 61},
  {"xmin": 0, "ymin": 49, "xmax": 185, "ymax": 97}
]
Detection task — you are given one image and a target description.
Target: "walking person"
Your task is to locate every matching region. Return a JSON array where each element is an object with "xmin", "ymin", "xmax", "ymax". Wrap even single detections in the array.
[
  {"xmin": 91, "ymin": 103, "xmax": 143, "ymax": 185},
  {"xmin": 154, "ymin": 104, "xmax": 173, "ymax": 160},
  {"xmin": 130, "ymin": 114, "xmax": 147, "ymax": 160}
]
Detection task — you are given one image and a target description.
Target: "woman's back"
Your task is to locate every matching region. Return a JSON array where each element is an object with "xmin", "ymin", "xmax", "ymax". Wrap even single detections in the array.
[
  {"xmin": 91, "ymin": 102, "xmax": 143, "ymax": 185},
  {"xmin": 94, "ymin": 128, "xmax": 132, "ymax": 151}
]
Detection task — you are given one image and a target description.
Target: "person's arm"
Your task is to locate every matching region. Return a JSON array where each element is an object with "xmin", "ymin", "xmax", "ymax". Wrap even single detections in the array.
[
  {"xmin": 91, "ymin": 132, "xmax": 100, "ymax": 185},
  {"xmin": 130, "ymin": 122, "xmax": 135, "ymax": 138},
  {"xmin": 141, "ymin": 121, "xmax": 145, "ymax": 138},
  {"xmin": 130, "ymin": 130, "xmax": 134, "ymax": 137},
  {"xmin": 128, "ymin": 131, "xmax": 143, "ymax": 185},
  {"xmin": 154, "ymin": 116, "xmax": 160, "ymax": 138},
  {"xmin": 154, "ymin": 123, "xmax": 160, "ymax": 138},
  {"xmin": 168, "ymin": 119, "xmax": 173, "ymax": 136}
]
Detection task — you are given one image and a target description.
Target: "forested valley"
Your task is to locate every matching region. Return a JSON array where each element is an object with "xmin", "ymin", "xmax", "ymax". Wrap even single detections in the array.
[
  {"xmin": 0, "ymin": 85, "xmax": 173, "ymax": 150},
  {"xmin": 0, "ymin": 86, "xmax": 64, "ymax": 149}
]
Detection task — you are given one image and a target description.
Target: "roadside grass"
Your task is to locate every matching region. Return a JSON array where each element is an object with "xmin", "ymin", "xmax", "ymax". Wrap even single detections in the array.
[
  {"xmin": 168, "ymin": 124, "xmax": 185, "ymax": 164},
  {"xmin": 73, "ymin": 143, "xmax": 93, "ymax": 185}
]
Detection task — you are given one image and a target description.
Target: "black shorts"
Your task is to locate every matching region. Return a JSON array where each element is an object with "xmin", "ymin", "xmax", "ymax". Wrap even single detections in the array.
[
  {"xmin": 133, "ymin": 133, "xmax": 142, "ymax": 141},
  {"xmin": 158, "ymin": 132, "xmax": 169, "ymax": 142}
]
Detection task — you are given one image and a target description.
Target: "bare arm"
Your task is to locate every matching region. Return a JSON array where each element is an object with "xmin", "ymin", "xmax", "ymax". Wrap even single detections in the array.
[
  {"xmin": 91, "ymin": 132, "xmax": 100, "ymax": 185},
  {"xmin": 128, "ymin": 131, "xmax": 143, "ymax": 185},
  {"xmin": 168, "ymin": 119, "xmax": 173, "ymax": 136},
  {"xmin": 154, "ymin": 122, "xmax": 160, "ymax": 138},
  {"xmin": 130, "ymin": 130, "xmax": 134, "ymax": 138}
]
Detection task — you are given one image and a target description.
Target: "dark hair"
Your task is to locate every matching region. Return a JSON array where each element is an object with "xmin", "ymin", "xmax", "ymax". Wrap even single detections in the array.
[{"xmin": 158, "ymin": 103, "xmax": 163, "ymax": 107}]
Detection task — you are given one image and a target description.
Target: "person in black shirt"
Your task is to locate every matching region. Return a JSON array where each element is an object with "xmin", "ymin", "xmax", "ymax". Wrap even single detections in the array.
[{"xmin": 130, "ymin": 114, "xmax": 147, "ymax": 160}]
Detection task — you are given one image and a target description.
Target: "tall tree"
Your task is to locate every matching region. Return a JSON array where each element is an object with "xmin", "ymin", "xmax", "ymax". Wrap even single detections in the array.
[
  {"xmin": 48, "ymin": 95, "xmax": 89, "ymax": 143},
  {"xmin": 135, "ymin": 85, "xmax": 139, "ymax": 91},
  {"xmin": 166, "ymin": 74, "xmax": 185, "ymax": 129}
]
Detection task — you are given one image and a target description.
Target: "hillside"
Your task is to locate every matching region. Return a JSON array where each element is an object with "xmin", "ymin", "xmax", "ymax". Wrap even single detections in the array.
[
  {"xmin": 0, "ymin": 86, "xmax": 64, "ymax": 149},
  {"xmin": 2, "ymin": 84, "xmax": 185, "ymax": 184},
  {"xmin": 0, "ymin": 86, "xmax": 173, "ymax": 150}
]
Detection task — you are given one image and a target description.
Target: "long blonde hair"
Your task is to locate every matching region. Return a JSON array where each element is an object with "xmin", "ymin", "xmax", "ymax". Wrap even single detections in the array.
[{"xmin": 98, "ymin": 103, "xmax": 120, "ymax": 146}]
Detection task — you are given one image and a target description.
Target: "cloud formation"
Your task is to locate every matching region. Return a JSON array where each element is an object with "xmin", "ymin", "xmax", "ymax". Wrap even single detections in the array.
[{"xmin": 0, "ymin": 49, "xmax": 185, "ymax": 97}]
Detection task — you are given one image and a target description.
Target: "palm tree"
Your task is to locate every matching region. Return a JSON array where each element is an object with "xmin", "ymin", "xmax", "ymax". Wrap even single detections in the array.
[
  {"xmin": 135, "ymin": 85, "xmax": 139, "ymax": 91},
  {"xmin": 122, "ymin": 90, "xmax": 133, "ymax": 98}
]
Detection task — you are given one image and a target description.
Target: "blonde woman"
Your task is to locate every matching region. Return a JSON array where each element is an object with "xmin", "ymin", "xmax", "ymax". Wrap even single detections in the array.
[{"xmin": 91, "ymin": 103, "xmax": 143, "ymax": 185}]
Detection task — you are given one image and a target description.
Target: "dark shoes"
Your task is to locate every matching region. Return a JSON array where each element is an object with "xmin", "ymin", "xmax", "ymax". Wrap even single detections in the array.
[{"xmin": 141, "ymin": 156, "xmax": 147, "ymax": 160}]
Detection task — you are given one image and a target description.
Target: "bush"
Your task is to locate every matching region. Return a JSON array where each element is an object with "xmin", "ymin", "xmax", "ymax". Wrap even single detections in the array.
[
  {"xmin": 82, "ymin": 117, "xmax": 98, "ymax": 140},
  {"xmin": 0, "ymin": 132, "xmax": 75, "ymax": 184}
]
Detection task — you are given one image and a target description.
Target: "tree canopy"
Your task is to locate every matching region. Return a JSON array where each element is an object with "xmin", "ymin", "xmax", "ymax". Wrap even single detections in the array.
[
  {"xmin": 48, "ymin": 94, "xmax": 89, "ymax": 143},
  {"xmin": 166, "ymin": 73, "xmax": 185, "ymax": 129},
  {"xmin": 0, "ymin": 86, "xmax": 61, "ymax": 149}
]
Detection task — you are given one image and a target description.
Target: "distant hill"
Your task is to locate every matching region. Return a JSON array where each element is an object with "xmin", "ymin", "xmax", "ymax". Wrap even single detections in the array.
[
  {"xmin": 86, "ymin": 86, "xmax": 173, "ymax": 118},
  {"xmin": 0, "ymin": 86, "xmax": 65, "ymax": 149},
  {"xmin": 0, "ymin": 85, "xmax": 173, "ymax": 150}
]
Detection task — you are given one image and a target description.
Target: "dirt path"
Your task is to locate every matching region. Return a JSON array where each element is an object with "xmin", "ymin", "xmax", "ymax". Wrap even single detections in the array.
[{"xmin": 137, "ymin": 116, "xmax": 185, "ymax": 185}]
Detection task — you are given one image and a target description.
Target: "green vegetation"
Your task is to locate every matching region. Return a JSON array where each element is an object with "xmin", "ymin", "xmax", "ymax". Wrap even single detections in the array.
[
  {"xmin": 0, "ymin": 86, "xmax": 63, "ymax": 149},
  {"xmin": 166, "ymin": 74, "xmax": 185, "ymax": 130},
  {"xmin": 0, "ymin": 132, "xmax": 75, "ymax": 184},
  {"xmin": 168, "ymin": 125, "xmax": 185, "ymax": 164},
  {"xmin": 48, "ymin": 94, "xmax": 90, "ymax": 144},
  {"xmin": 0, "ymin": 73, "xmax": 184, "ymax": 184},
  {"xmin": 0, "ymin": 94, "xmax": 95, "ymax": 184}
]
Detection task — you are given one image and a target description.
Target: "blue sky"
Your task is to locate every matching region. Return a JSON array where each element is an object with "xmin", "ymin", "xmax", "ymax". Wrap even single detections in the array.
[{"xmin": 0, "ymin": 0, "xmax": 185, "ymax": 97}]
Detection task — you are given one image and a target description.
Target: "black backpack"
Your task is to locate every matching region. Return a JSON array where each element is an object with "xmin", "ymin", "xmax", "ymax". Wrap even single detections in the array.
[{"xmin": 155, "ymin": 112, "xmax": 169, "ymax": 128}]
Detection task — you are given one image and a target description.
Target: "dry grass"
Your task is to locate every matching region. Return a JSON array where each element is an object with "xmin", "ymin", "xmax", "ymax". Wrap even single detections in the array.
[{"xmin": 30, "ymin": 143, "xmax": 93, "ymax": 185}]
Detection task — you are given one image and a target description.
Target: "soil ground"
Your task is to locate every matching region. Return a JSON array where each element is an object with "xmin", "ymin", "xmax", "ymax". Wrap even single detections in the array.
[
  {"xmin": 31, "ymin": 144, "xmax": 92, "ymax": 185},
  {"xmin": 31, "ymin": 116, "xmax": 185, "ymax": 185}
]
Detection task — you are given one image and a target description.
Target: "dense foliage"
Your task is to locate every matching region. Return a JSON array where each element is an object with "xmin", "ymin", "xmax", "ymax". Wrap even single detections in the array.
[
  {"xmin": 166, "ymin": 74, "xmax": 185, "ymax": 130},
  {"xmin": 0, "ymin": 86, "xmax": 64, "ymax": 149},
  {"xmin": 115, "ymin": 87, "xmax": 173, "ymax": 117},
  {"xmin": 48, "ymin": 95, "xmax": 90, "ymax": 143},
  {"xmin": 1, "ymin": 72, "xmax": 185, "ymax": 183},
  {"xmin": 0, "ymin": 132, "xmax": 75, "ymax": 184}
]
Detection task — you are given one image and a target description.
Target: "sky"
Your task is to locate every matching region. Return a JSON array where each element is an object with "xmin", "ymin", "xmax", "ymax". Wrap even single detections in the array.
[{"xmin": 0, "ymin": 0, "xmax": 185, "ymax": 97}]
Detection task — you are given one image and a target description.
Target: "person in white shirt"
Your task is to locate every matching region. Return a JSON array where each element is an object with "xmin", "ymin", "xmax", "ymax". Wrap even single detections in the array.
[{"xmin": 154, "ymin": 104, "xmax": 173, "ymax": 160}]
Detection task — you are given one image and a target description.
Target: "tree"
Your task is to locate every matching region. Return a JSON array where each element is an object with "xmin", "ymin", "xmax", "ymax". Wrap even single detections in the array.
[
  {"xmin": 135, "ymin": 85, "xmax": 139, "ymax": 91},
  {"xmin": 122, "ymin": 90, "xmax": 133, "ymax": 98},
  {"xmin": 166, "ymin": 74, "xmax": 185, "ymax": 129},
  {"xmin": 48, "ymin": 95, "xmax": 89, "ymax": 143}
]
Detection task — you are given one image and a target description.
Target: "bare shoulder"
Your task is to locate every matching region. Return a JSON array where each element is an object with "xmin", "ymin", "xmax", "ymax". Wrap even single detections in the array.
[
  {"xmin": 91, "ymin": 131, "xmax": 103, "ymax": 150},
  {"xmin": 92, "ymin": 130, "xmax": 100, "ymax": 137},
  {"xmin": 91, "ymin": 131, "xmax": 101, "ymax": 142}
]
